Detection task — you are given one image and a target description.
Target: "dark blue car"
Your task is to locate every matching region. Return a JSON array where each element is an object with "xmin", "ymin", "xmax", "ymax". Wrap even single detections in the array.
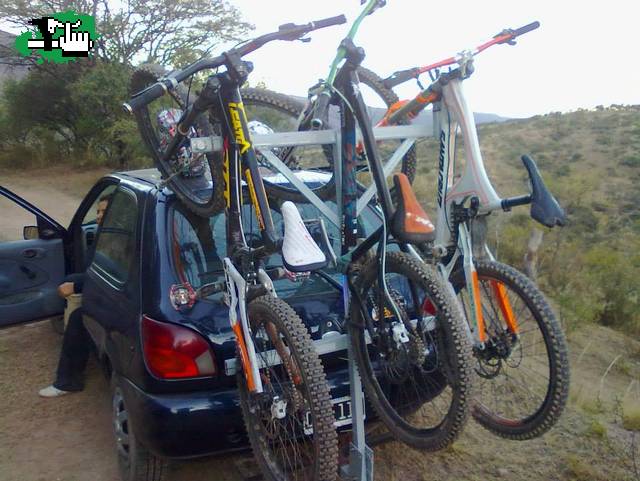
[{"xmin": 0, "ymin": 169, "xmax": 381, "ymax": 481}]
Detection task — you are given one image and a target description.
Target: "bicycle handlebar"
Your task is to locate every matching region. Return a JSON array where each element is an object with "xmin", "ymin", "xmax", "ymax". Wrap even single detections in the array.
[
  {"xmin": 383, "ymin": 21, "xmax": 540, "ymax": 88},
  {"xmin": 123, "ymin": 14, "xmax": 347, "ymax": 113}
]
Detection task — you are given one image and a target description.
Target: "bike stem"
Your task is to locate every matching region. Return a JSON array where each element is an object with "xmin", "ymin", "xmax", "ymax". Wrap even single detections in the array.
[{"xmin": 325, "ymin": 0, "xmax": 380, "ymax": 86}]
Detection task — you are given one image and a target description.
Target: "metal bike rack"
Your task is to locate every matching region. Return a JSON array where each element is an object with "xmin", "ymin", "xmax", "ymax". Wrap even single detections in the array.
[{"xmin": 195, "ymin": 122, "xmax": 431, "ymax": 481}]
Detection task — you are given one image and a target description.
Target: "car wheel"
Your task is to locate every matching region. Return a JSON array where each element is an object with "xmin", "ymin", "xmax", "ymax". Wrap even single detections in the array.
[{"xmin": 111, "ymin": 374, "xmax": 168, "ymax": 481}]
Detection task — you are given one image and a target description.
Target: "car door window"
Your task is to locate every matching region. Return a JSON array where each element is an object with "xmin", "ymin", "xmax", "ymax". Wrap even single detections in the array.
[
  {"xmin": 92, "ymin": 188, "xmax": 138, "ymax": 287},
  {"xmin": 82, "ymin": 186, "xmax": 117, "ymax": 226},
  {"xmin": 77, "ymin": 184, "xmax": 117, "ymax": 266},
  {"xmin": 0, "ymin": 196, "xmax": 37, "ymax": 242}
]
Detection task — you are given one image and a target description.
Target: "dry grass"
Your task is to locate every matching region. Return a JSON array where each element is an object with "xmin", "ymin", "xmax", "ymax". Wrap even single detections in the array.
[
  {"xmin": 564, "ymin": 454, "xmax": 611, "ymax": 481},
  {"xmin": 623, "ymin": 406, "xmax": 640, "ymax": 432},
  {"xmin": 586, "ymin": 419, "xmax": 608, "ymax": 439}
]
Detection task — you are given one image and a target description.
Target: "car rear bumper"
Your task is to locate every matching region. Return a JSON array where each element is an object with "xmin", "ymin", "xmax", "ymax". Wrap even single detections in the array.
[{"xmin": 119, "ymin": 368, "xmax": 352, "ymax": 458}]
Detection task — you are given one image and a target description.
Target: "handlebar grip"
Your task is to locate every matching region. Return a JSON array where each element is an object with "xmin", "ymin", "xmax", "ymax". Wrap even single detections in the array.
[
  {"xmin": 312, "ymin": 14, "xmax": 347, "ymax": 29},
  {"xmin": 513, "ymin": 21, "xmax": 540, "ymax": 37},
  {"xmin": 123, "ymin": 81, "xmax": 168, "ymax": 113},
  {"xmin": 310, "ymin": 91, "xmax": 332, "ymax": 130}
]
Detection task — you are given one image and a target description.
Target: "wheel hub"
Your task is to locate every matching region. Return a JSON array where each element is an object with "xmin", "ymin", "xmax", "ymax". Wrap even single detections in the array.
[
  {"xmin": 112, "ymin": 388, "xmax": 130, "ymax": 459},
  {"xmin": 270, "ymin": 396, "xmax": 288, "ymax": 420},
  {"xmin": 474, "ymin": 330, "xmax": 519, "ymax": 378}
]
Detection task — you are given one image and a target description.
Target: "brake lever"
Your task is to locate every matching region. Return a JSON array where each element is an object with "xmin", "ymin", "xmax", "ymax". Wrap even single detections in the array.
[
  {"xmin": 276, "ymin": 23, "xmax": 306, "ymax": 42},
  {"xmin": 298, "ymin": 36, "xmax": 311, "ymax": 43},
  {"xmin": 495, "ymin": 29, "xmax": 518, "ymax": 45}
]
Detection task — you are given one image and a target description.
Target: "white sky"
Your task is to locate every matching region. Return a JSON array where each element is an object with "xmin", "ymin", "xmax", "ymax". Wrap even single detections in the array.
[
  {"xmin": 4, "ymin": 1, "xmax": 638, "ymax": 117},
  {"xmin": 229, "ymin": 0, "xmax": 640, "ymax": 117}
]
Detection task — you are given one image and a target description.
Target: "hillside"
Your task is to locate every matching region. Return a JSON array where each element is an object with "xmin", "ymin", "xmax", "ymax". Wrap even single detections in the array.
[{"xmin": 411, "ymin": 106, "xmax": 640, "ymax": 337}]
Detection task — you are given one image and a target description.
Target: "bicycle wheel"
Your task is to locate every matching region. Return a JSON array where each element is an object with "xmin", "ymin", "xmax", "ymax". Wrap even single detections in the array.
[
  {"xmin": 130, "ymin": 66, "xmax": 225, "ymax": 217},
  {"xmin": 349, "ymin": 252, "xmax": 473, "ymax": 450},
  {"xmin": 241, "ymin": 88, "xmax": 338, "ymax": 203},
  {"xmin": 450, "ymin": 259, "xmax": 570, "ymax": 440},
  {"xmin": 240, "ymin": 68, "xmax": 417, "ymax": 203},
  {"xmin": 237, "ymin": 295, "xmax": 338, "ymax": 481}
]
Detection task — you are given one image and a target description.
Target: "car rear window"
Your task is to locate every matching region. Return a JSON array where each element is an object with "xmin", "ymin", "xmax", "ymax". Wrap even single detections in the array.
[{"xmin": 170, "ymin": 200, "xmax": 382, "ymax": 292}]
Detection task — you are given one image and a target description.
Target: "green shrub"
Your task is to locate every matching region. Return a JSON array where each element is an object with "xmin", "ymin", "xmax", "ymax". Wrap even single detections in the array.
[{"xmin": 621, "ymin": 155, "xmax": 640, "ymax": 167}]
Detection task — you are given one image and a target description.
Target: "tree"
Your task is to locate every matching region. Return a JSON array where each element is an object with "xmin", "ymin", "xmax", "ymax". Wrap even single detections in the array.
[
  {"xmin": 0, "ymin": 0, "xmax": 252, "ymax": 66},
  {"xmin": 0, "ymin": 0, "xmax": 253, "ymax": 168}
]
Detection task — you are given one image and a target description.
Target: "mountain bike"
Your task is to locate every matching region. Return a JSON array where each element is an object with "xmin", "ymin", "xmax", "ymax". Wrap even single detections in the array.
[
  {"xmin": 240, "ymin": 3, "xmax": 417, "ymax": 203},
  {"xmin": 123, "ymin": 17, "xmax": 349, "ymax": 481},
  {"xmin": 236, "ymin": 0, "xmax": 474, "ymax": 451},
  {"xmin": 360, "ymin": 22, "xmax": 571, "ymax": 439}
]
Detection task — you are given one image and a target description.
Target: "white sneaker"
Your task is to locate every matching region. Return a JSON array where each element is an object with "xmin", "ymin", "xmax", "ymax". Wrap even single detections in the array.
[{"xmin": 38, "ymin": 385, "xmax": 72, "ymax": 398}]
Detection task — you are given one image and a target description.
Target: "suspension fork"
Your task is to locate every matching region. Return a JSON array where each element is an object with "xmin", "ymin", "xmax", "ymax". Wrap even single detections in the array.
[
  {"xmin": 456, "ymin": 224, "xmax": 520, "ymax": 345},
  {"xmin": 457, "ymin": 223, "xmax": 487, "ymax": 347},
  {"xmin": 223, "ymin": 258, "xmax": 263, "ymax": 393}
]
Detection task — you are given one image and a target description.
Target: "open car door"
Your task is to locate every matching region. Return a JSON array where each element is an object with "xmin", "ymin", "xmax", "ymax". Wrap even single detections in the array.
[{"xmin": 0, "ymin": 186, "xmax": 67, "ymax": 326}]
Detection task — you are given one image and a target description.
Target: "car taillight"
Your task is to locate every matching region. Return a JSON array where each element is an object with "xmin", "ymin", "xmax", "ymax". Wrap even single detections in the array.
[
  {"xmin": 141, "ymin": 315, "xmax": 217, "ymax": 379},
  {"xmin": 422, "ymin": 298, "xmax": 437, "ymax": 316}
]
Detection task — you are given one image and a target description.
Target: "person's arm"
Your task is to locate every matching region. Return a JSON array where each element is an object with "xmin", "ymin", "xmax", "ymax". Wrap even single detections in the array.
[
  {"xmin": 57, "ymin": 273, "xmax": 86, "ymax": 297},
  {"xmin": 73, "ymin": 275, "xmax": 86, "ymax": 294}
]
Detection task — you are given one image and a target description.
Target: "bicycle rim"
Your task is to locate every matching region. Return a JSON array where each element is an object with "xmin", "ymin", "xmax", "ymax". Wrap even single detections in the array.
[
  {"xmin": 131, "ymin": 67, "xmax": 225, "ymax": 217},
  {"xmin": 451, "ymin": 259, "xmax": 570, "ymax": 439},
  {"xmin": 241, "ymin": 88, "xmax": 337, "ymax": 202},
  {"xmin": 350, "ymin": 252, "xmax": 473, "ymax": 450}
]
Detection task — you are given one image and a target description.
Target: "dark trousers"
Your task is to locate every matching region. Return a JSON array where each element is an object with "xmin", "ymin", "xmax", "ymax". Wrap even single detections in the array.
[{"xmin": 53, "ymin": 307, "xmax": 91, "ymax": 391}]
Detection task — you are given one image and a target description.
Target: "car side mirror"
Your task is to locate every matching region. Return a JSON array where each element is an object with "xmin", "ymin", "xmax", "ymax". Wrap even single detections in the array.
[{"xmin": 23, "ymin": 225, "xmax": 39, "ymax": 240}]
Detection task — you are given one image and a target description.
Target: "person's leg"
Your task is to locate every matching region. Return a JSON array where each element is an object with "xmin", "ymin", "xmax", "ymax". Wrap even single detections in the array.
[{"xmin": 52, "ymin": 308, "xmax": 92, "ymax": 392}]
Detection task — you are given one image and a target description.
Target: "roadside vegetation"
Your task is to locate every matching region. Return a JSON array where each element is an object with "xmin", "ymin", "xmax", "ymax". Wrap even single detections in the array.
[
  {"xmin": 0, "ymin": 0, "xmax": 252, "ymax": 169},
  {"xmin": 413, "ymin": 106, "xmax": 640, "ymax": 339}
]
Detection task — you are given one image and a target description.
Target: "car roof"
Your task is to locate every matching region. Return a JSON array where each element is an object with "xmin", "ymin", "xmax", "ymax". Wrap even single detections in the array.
[
  {"xmin": 112, "ymin": 168, "xmax": 334, "ymax": 194},
  {"xmin": 116, "ymin": 168, "xmax": 163, "ymax": 187}
]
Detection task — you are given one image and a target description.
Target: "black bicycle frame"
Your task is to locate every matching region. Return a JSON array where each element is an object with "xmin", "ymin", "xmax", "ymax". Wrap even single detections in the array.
[
  {"xmin": 160, "ymin": 67, "xmax": 280, "ymax": 264},
  {"xmin": 330, "ymin": 40, "xmax": 407, "ymax": 329},
  {"xmin": 334, "ymin": 40, "xmax": 395, "ymax": 263},
  {"xmin": 215, "ymin": 73, "xmax": 279, "ymax": 259}
]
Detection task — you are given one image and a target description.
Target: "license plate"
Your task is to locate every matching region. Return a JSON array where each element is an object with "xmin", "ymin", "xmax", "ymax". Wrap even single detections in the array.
[{"xmin": 303, "ymin": 396, "xmax": 364, "ymax": 435}]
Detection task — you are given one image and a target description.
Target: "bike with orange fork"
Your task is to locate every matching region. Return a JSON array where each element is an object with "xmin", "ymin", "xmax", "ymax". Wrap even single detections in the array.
[{"xmin": 365, "ymin": 21, "xmax": 571, "ymax": 440}]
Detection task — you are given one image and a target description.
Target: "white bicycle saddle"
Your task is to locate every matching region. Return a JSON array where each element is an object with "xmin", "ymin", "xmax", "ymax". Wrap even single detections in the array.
[{"xmin": 281, "ymin": 201, "xmax": 327, "ymax": 272}]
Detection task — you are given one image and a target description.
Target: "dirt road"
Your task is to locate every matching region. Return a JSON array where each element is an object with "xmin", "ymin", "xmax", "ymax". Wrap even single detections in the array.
[{"xmin": 0, "ymin": 319, "xmax": 254, "ymax": 481}]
